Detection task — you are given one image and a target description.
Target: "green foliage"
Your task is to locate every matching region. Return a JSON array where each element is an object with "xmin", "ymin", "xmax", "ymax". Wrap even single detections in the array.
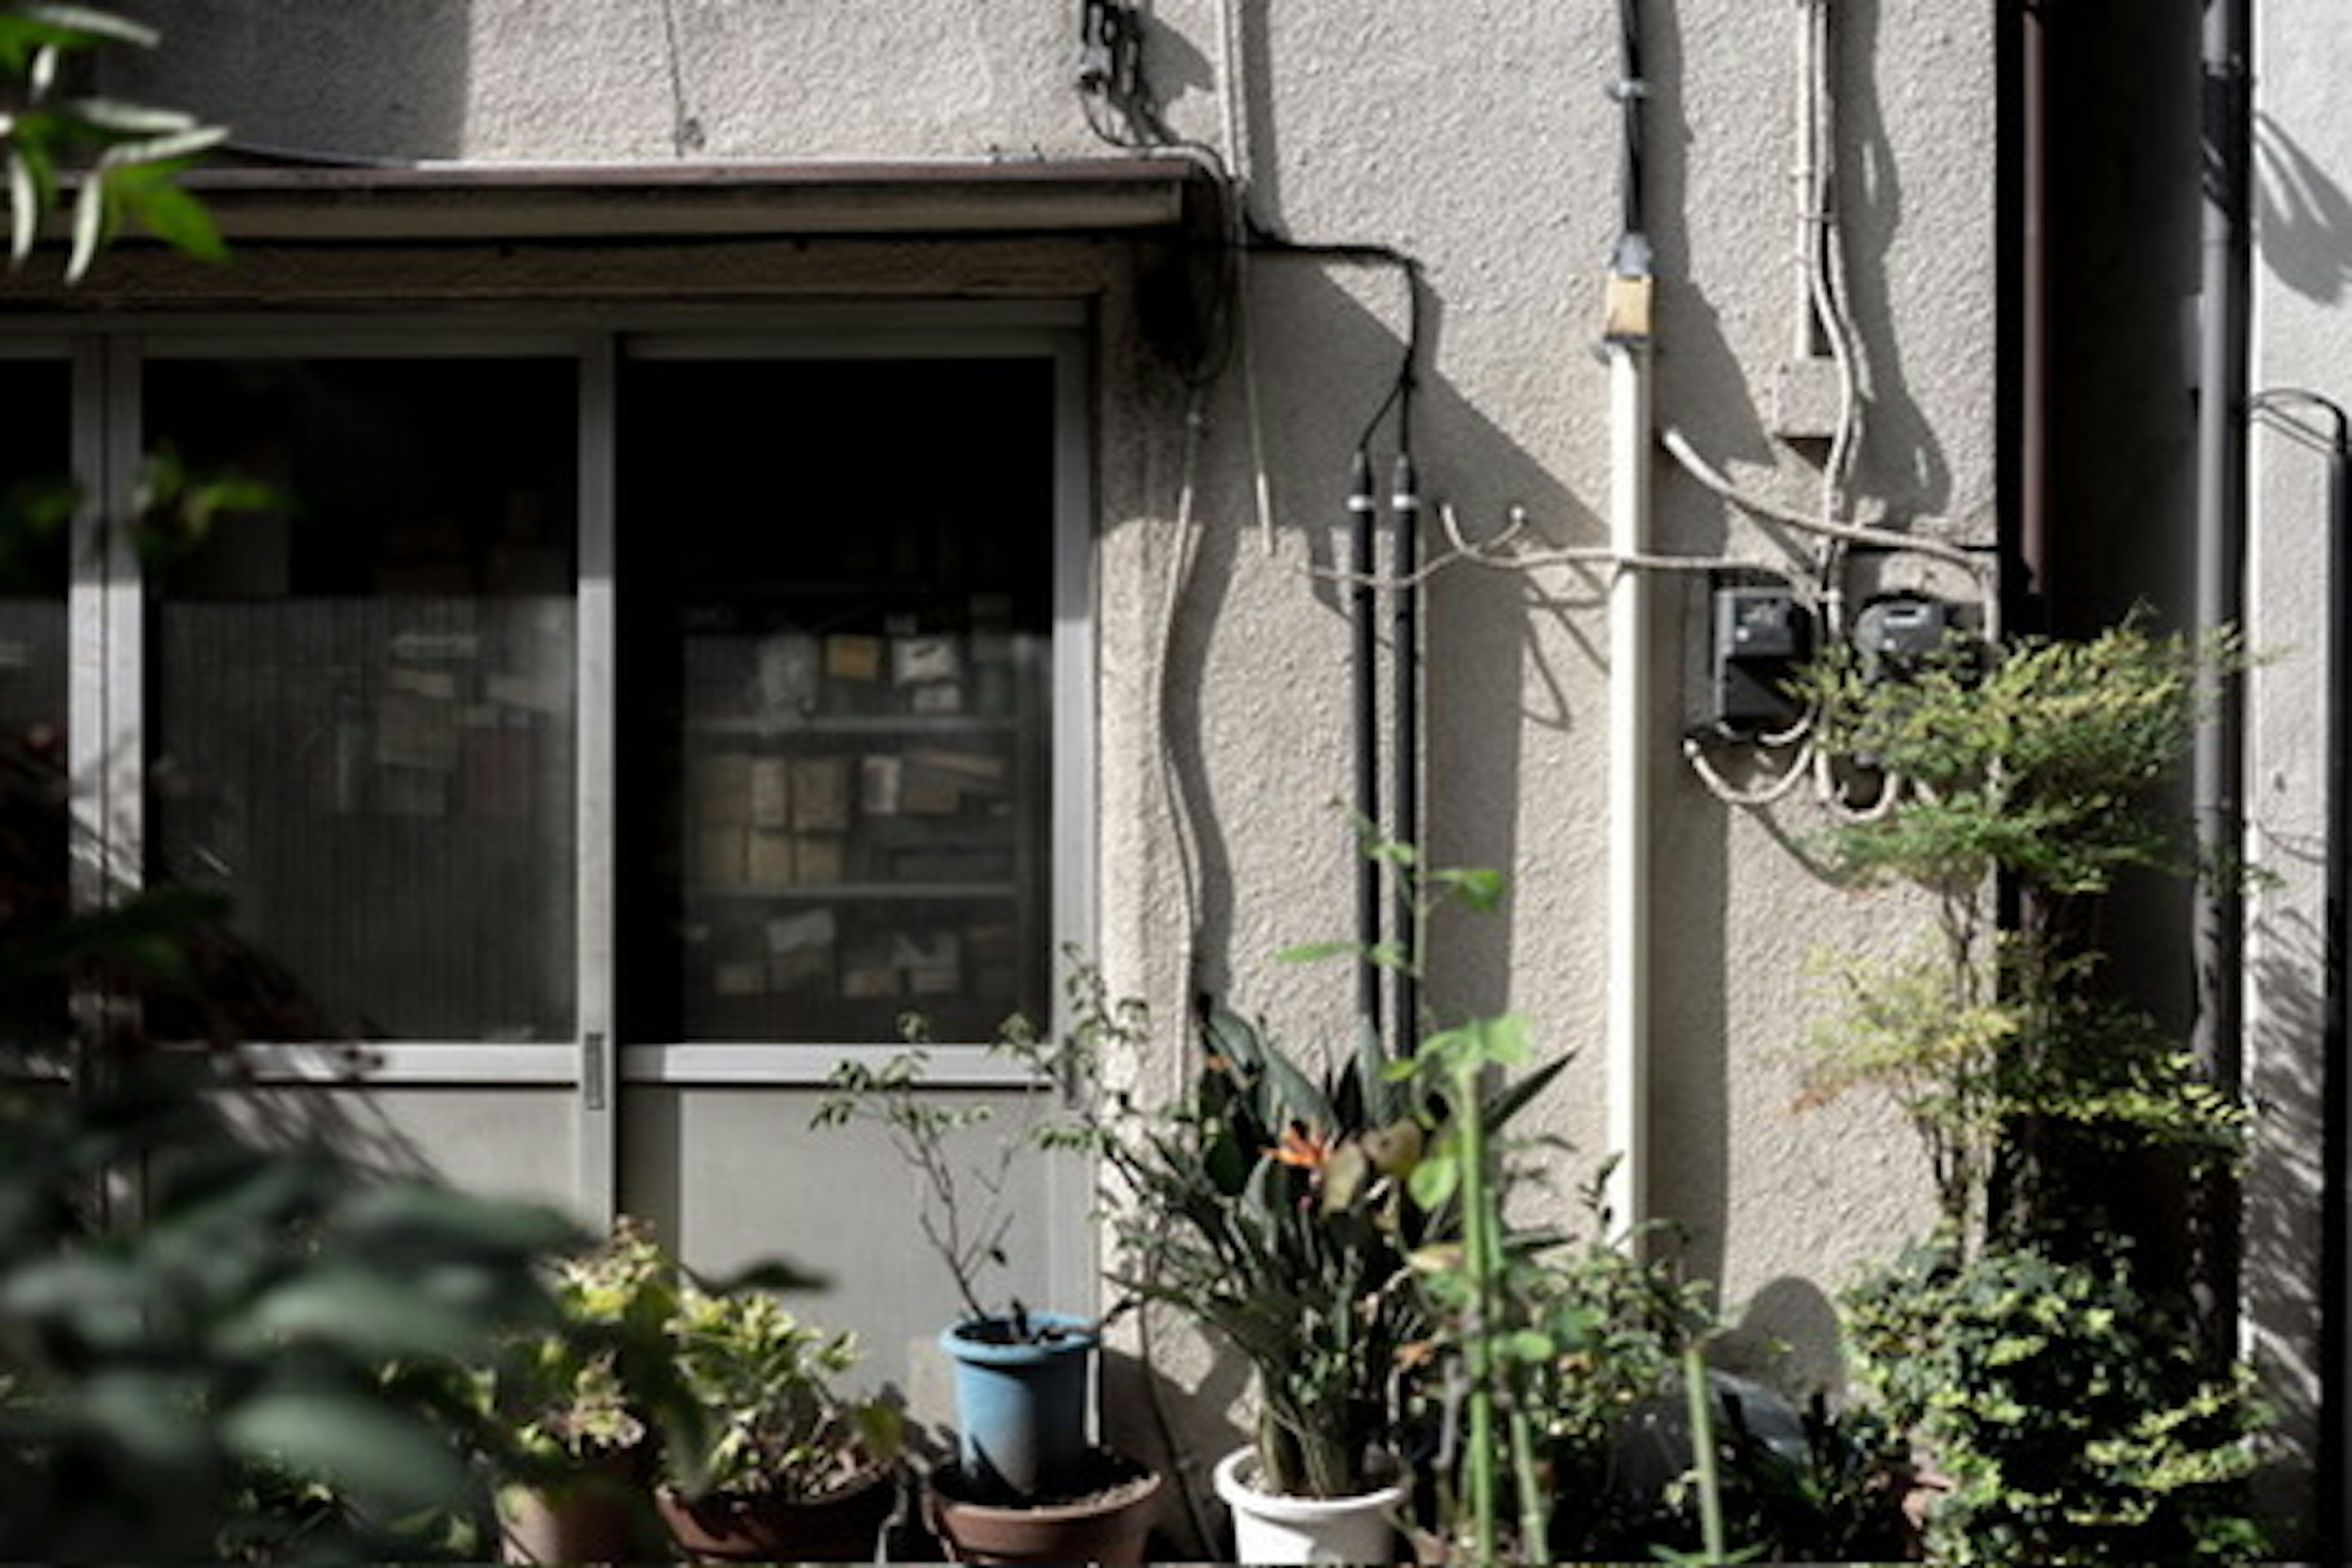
[
  {"xmin": 810, "ymin": 1017, "xmax": 1065, "ymax": 1330},
  {"xmin": 0, "ymin": 2, "xmax": 228, "ymax": 281},
  {"xmin": 1099, "ymin": 995, "xmax": 1434, "ymax": 1498},
  {"xmin": 1798, "ymin": 619, "xmax": 2251, "ymax": 1245},
  {"xmin": 130, "ymin": 442, "xmax": 287, "ymax": 568},
  {"xmin": 492, "ymin": 1217, "xmax": 676, "ymax": 1469},
  {"xmin": 1388, "ymin": 1010, "xmax": 1575, "ymax": 1558},
  {"xmin": 663, "ymin": 1284, "xmax": 901, "ymax": 1501},
  {"xmin": 1803, "ymin": 620, "xmax": 2233, "ymax": 897},
  {"xmin": 1803, "ymin": 940, "xmax": 2247, "ymax": 1239},
  {"xmin": 0, "ymin": 1055, "xmax": 578, "ymax": 1561},
  {"xmin": 1843, "ymin": 1240, "xmax": 2267, "ymax": 1565}
]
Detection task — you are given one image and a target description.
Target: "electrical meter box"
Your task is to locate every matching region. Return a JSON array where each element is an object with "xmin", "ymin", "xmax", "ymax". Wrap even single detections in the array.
[
  {"xmin": 1709, "ymin": 584, "xmax": 1811, "ymax": 737},
  {"xmin": 1853, "ymin": 594, "xmax": 1953, "ymax": 682}
]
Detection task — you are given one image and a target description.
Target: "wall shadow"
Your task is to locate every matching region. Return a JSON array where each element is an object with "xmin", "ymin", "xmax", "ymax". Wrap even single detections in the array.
[
  {"xmin": 1154, "ymin": 257, "xmax": 1579, "ymax": 1023},
  {"xmin": 1835, "ymin": 0, "xmax": 1952, "ymax": 518},
  {"xmin": 110, "ymin": 0, "xmax": 472, "ymax": 162},
  {"xmin": 2246, "ymin": 912, "xmax": 2329, "ymax": 1548},
  {"xmin": 2254, "ymin": 109, "xmax": 2352, "ymax": 307}
]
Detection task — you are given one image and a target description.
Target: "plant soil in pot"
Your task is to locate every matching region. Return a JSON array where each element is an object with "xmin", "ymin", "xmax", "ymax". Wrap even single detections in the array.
[
  {"xmin": 940, "ymin": 1309, "xmax": 1099, "ymax": 1500},
  {"xmin": 926, "ymin": 1447, "xmax": 1161, "ymax": 1566},
  {"xmin": 1214, "ymin": 1446, "xmax": 1406, "ymax": 1566},
  {"xmin": 657, "ymin": 1463, "xmax": 897, "ymax": 1563}
]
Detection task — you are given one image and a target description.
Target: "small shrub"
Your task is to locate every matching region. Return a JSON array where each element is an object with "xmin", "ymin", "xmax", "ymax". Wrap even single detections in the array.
[{"xmin": 1842, "ymin": 1238, "xmax": 2266, "ymax": 1566}]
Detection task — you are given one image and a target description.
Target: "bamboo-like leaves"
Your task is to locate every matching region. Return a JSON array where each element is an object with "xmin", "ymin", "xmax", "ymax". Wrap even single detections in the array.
[{"xmin": 0, "ymin": 4, "xmax": 225, "ymax": 280}]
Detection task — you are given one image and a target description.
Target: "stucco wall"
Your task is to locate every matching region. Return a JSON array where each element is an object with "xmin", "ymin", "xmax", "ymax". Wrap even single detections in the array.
[
  {"xmin": 91, "ymin": 0, "xmax": 2003, "ymax": 1534},
  {"xmin": 2248, "ymin": 0, "xmax": 2352, "ymax": 1541}
]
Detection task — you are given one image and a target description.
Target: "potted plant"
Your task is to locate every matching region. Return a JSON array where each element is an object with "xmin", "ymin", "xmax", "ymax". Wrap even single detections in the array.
[
  {"xmin": 1795, "ymin": 619, "xmax": 2271, "ymax": 1559},
  {"xmin": 813, "ymin": 1020, "xmax": 1170, "ymax": 1563},
  {"xmin": 654, "ymin": 1281, "xmax": 906, "ymax": 1562},
  {"xmin": 813, "ymin": 1025, "xmax": 1103, "ymax": 1506},
  {"xmin": 1077, "ymin": 984, "xmax": 1438, "ymax": 1564},
  {"xmin": 486, "ymin": 1216, "xmax": 673, "ymax": 1566}
]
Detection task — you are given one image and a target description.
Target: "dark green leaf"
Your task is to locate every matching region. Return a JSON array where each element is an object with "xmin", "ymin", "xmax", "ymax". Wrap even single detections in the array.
[{"xmin": 224, "ymin": 1389, "xmax": 472, "ymax": 1512}]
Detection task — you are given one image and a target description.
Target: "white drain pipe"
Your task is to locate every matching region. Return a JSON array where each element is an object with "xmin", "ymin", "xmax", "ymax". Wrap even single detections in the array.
[
  {"xmin": 1602, "ymin": 0, "xmax": 1656, "ymax": 1242},
  {"xmin": 1605, "ymin": 331, "xmax": 1654, "ymax": 1240}
]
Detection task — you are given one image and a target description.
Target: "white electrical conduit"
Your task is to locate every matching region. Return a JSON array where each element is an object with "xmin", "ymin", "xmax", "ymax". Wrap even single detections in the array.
[{"xmin": 1607, "ymin": 337, "xmax": 1654, "ymax": 1240}]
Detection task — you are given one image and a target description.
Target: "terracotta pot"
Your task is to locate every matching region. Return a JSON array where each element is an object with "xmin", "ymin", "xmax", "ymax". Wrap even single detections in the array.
[
  {"xmin": 496, "ymin": 1451, "xmax": 647, "ymax": 1565},
  {"xmin": 926, "ymin": 1450, "xmax": 1162, "ymax": 1566},
  {"xmin": 1213, "ymin": 1446, "xmax": 1407, "ymax": 1565},
  {"xmin": 657, "ymin": 1464, "xmax": 898, "ymax": 1563}
]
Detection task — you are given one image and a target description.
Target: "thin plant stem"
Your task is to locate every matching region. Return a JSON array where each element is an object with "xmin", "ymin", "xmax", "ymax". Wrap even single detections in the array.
[
  {"xmin": 1453, "ymin": 1054, "xmax": 1500, "ymax": 1563},
  {"xmin": 1683, "ymin": 1344, "xmax": 1727, "ymax": 1563}
]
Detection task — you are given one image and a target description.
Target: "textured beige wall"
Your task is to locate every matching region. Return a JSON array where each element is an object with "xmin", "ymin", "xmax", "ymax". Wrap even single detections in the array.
[
  {"xmin": 2247, "ymin": 0, "xmax": 2352, "ymax": 1540},
  {"xmin": 92, "ymin": 0, "xmax": 2003, "ymax": 1531}
]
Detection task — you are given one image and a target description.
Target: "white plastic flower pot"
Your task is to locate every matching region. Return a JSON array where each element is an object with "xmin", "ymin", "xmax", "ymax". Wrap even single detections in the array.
[{"xmin": 1212, "ymin": 1446, "xmax": 1405, "ymax": 1565}]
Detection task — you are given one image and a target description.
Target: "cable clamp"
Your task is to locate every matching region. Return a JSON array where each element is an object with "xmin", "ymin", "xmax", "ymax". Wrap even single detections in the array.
[{"xmin": 1607, "ymin": 76, "xmax": 1649, "ymax": 104}]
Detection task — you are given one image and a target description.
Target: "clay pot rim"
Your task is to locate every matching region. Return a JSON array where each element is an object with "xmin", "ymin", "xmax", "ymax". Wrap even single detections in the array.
[
  {"xmin": 927, "ymin": 1450, "xmax": 1163, "ymax": 1523},
  {"xmin": 656, "ymin": 1456, "xmax": 899, "ymax": 1514}
]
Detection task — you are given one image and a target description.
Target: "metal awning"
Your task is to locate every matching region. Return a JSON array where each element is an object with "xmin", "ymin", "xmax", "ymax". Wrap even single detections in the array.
[{"xmin": 170, "ymin": 155, "xmax": 1216, "ymax": 243}]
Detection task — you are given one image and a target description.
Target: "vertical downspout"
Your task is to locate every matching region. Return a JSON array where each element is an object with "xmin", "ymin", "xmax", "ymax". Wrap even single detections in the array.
[
  {"xmin": 1603, "ymin": 0, "xmax": 1654, "ymax": 1237},
  {"xmin": 2016, "ymin": 0, "xmax": 2050, "ymax": 627},
  {"xmin": 2193, "ymin": 0, "xmax": 2252, "ymax": 1352}
]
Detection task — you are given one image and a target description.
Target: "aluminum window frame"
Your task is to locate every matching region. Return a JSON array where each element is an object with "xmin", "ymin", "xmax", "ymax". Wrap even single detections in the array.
[{"xmin": 1, "ymin": 308, "xmax": 1096, "ymax": 1106}]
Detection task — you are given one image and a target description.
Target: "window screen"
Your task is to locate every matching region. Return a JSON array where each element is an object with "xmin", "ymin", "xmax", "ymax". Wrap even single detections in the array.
[{"xmin": 144, "ymin": 358, "xmax": 578, "ymax": 1042}]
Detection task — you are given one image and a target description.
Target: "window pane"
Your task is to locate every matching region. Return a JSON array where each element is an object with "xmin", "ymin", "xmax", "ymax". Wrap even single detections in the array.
[
  {"xmin": 0, "ymin": 360, "xmax": 72, "ymax": 1049},
  {"xmin": 619, "ymin": 358, "xmax": 1055, "ymax": 1044},
  {"xmin": 146, "ymin": 359, "xmax": 578, "ymax": 1042}
]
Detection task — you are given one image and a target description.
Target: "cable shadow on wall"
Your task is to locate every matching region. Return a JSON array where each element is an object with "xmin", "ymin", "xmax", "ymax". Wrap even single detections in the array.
[{"xmin": 1154, "ymin": 257, "xmax": 1581, "ymax": 1030}]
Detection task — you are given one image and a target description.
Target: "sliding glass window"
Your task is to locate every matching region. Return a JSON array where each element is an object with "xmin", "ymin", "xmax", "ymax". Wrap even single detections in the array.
[{"xmin": 142, "ymin": 356, "xmax": 580, "ymax": 1043}]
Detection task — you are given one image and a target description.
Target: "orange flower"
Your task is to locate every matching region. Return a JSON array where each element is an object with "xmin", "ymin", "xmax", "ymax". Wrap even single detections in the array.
[{"xmin": 1269, "ymin": 1119, "xmax": 1331, "ymax": 1172}]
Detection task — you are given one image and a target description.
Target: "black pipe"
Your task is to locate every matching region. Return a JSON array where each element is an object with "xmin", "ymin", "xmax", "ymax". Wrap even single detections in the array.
[
  {"xmin": 2015, "ymin": 0, "xmax": 2049, "ymax": 631},
  {"xmin": 2192, "ymin": 0, "xmax": 2252, "ymax": 1357},
  {"xmin": 1611, "ymin": 0, "xmax": 1648, "ymax": 263},
  {"xmin": 1392, "ymin": 450, "xmax": 1421, "ymax": 1047},
  {"xmin": 1350, "ymin": 449, "xmax": 1383, "ymax": 1042}
]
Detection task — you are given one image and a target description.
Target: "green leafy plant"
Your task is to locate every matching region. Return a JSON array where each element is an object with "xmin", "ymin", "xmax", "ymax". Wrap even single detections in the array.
[
  {"xmin": 0, "ymin": 1054, "xmax": 578, "ymax": 1561},
  {"xmin": 1075, "ymin": 837, "xmax": 1579, "ymax": 1512},
  {"xmin": 810, "ymin": 1019, "xmax": 1077, "ymax": 1340},
  {"xmin": 1842, "ymin": 1238, "xmax": 2267, "ymax": 1565},
  {"xmin": 0, "ymin": 2, "xmax": 228, "ymax": 280},
  {"xmin": 1090, "ymin": 990, "xmax": 1435, "ymax": 1499},
  {"xmin": 663, "ymin": 1284, "xmax": 902, "ymax": 1501},
  {"xmin": 1793, "ymin": 617, "xmax": 2271, "ymax": 1562},
  {"xmin": 491, "ymin": 1217, "xmax": 676, "ymax": 1471},
  {"xmin": 1797, "ymin": 617, "xmax": 2251, "ymax": 1246},
  {"xmin": 1387, "ymin": 1010, "xmax": 1561, "ymax": 1557}
]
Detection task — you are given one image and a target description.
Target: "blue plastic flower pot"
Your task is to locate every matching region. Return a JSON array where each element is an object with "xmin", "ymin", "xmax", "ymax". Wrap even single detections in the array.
[{"xmin": 939, "ymin": 1311, "xmax": 1099, "ymax": 1501}]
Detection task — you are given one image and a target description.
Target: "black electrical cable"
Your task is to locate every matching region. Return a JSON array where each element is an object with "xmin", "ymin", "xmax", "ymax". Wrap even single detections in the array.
[
  {"xmin": 1350, "ymin": 451, "xmax": 1384, "ymax": 1042},
  {"xmin": 1241, "ymin": 222, "xmax": 1425, "ymax": 456},
  {"xmin": 1392, "ymin": 449, "xmax": 1422, "ymax": 1046},
  {"xmin": 1611, "ymin": 0, "xmax": 1648, "ymax": 255}
]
